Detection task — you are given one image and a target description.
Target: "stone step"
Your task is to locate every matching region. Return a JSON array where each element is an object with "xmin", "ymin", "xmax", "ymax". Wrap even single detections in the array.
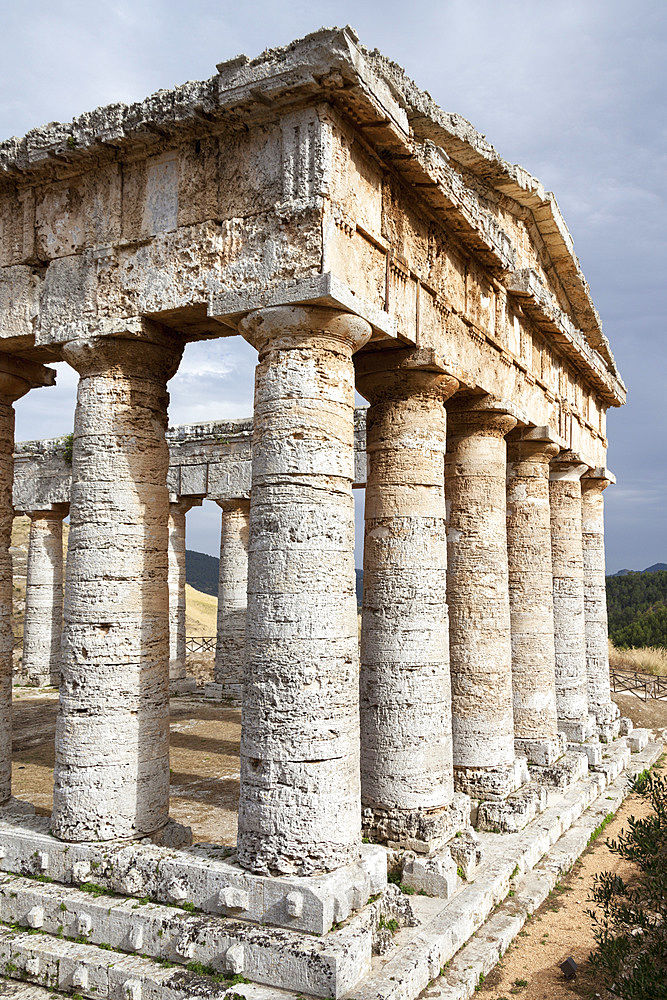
[
  {"xmin": 528, "ymin": 749, "xmax": 588, "ymax": 791},
  {"xmin": 590, "ymin": 739, "xmax": 631, "ymax": 781},
  {"xmin": 369, "ymin": 741, "xmax": 663, "ymax": 1000},
  {"xmin": 477, "ymin": 782, "xmax": 547, "ymax": 834},
  {"xmin": 0, "ymin": 925, "xmax": 290, "ymax": 1000},
  {"xmin": 0, "ymin": 818, "xmax": 385, "ymax": 935},
  {"xmin": 0, "ymin": 873, "xmax": 404, "ymax": 998},
  {"xmin": 0, "ymin": 979, "xmax": 55, "ymax": 999}
]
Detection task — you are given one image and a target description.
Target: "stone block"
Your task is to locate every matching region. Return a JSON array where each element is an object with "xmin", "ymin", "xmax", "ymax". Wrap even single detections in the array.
[
  {"xmin": 449, "ymin": 828, "xmax": 484, "ymax": 881},
  {"xmin": 618, "ymin": 716, "xmax": 633, "ymax": 736},
  {"xmin": 476, "ymin": 783, "xmax": 547, "ymax": 834},
  {"xmin": 529, "ymin": 749, "xmax": 588, "ymax": 791},
  {"xmin": 402, "ymin": 848, "xmax": 459, "ymax": 898},
  {"xmin": 627, "ymin": 729, "xmax": 649, "ymax": 753},
  {"xmin": 567, "ymin": 741, "xmax": 602, "ymax": 766}
]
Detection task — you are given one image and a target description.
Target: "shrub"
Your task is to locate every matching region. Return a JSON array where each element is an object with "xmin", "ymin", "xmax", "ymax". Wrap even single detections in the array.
[{"xmin": 586, "ymin": 769, "xmax": 667, "ymax": 998}]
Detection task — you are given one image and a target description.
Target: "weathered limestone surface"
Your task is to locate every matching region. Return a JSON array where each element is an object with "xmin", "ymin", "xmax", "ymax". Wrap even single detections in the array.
[
  {"xmin": 167, "ymin": 497, "xmax": 201, "ymax": 685},
  {"xmin": 357, "ymin": 349, "xmax": 464, "ymax": 850},
  {"xmin": 52, "ymin": 331, "xmax": 183, "ymax": 841},
  {"xmin": 237, "ymin": 305, "xmax": 370, "ymax": 876},
  {"xmin": 445, "ymin": 399, "xmax": 520, "ymax": 799},
  {"xmin": 549, "ymin": 458, "xmax": 596, "ymax": 743},
  {"xmin": 20, "ymin": 505, "xmax": 68, "ymax": 687},
  {"xmin": 214, "ymin": 499, "xmax": 250, "ymax": 701},
  {"xmin": 581, "ymin": 473, "xmax": 619, "ymax": 737},
  {"xmin": 506, "ymin": 432, "xmax": 561, "ymax": 766}
]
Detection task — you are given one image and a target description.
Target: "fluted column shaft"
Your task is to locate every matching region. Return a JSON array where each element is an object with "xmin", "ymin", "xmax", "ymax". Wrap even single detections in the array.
[
  {"xmin": 0, "ymin": 370, "xmax": 39, "ymax": 804},
  {"xmin": 214, "ymin": 499, "xmax": 250, "ymax": 701},
  {"xmin": 52, "ymin": 333, "xmax": 183, "ymax": 841},
  {"xmin": 237, "ymin": 305, "xmax": 370, "ymax": 876},
  {"xmin": 549, "ymin": 459, "xmax": 596, "ymax": 742},
  {"xmin": 168, "ymin": 497, "xmax": 200, "ymax": 685},
  {"xmin": 506, "ymin": 436, "xmax": 561, "ymax": 766},
  {"xmin": 22, "ymin": 505, "xmax": 68, "ymax": 687},
  {"xmin": 581, "ymin": 474, "xmax": 618, "ymax": 733},
  {"xmin": 357, "ymin": 353, "xmax": 464, "ymax": 849},
  {"xmin": 445, "ymin": 401, "xmax": 519, "ymax": 799}
]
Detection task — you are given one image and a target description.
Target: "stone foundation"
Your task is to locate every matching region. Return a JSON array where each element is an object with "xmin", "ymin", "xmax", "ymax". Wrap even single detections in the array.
[{"xmin": 0, "ymin": 734, "xmax": 655, "ymax": 1000}]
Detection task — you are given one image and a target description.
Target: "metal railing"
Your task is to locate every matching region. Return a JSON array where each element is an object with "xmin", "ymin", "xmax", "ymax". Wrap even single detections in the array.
[
  {"xmin": 186, "ymin": 636, "xmax": 216, "ymax": 654},
  {"xmin": 610, "ymin": 667, "xmax": 667, "ymax": 702}
]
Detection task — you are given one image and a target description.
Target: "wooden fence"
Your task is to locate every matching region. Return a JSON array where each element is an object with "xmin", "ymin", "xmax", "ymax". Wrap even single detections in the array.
[
  {"xmin": 185, "ymin": 636, "xmax": 216, "ymax": 654},
  {"xmin": 610, "ymin": 667, "xmax": 667, "ymax": 702}
]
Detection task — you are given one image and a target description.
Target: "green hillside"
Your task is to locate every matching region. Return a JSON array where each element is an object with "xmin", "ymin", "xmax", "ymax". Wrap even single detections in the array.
[
  {"xmin": 185, "ymin": 549, "xmax": 218, "ymax": 597},
  {"xmin": 606, "ymin": 570, "xmax": 667, "ymax": 649}
]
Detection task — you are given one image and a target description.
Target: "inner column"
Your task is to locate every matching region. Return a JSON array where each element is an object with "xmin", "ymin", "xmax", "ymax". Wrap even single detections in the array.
[
  {"xmin": 357, "ymin": 350, "xmax": 466, "ymax": 851},
  {"xmin": 445, "ymin": 398, "xmax": 522, "ymax": 800},
  {"xmin": 506, "ymin": 432, "xmax": 562, "ymax": 766},
  {"xmin": 1, "ymin": 363, "xmax": 53, "ymax": 805},
  {"xmin": 549, "ymin": 456, "xmax": 597, "ymax": 743},
  {"xmin": 581, "ymin": 471, "xmax": 619, "ymax": 740},
  {"xmin": 237, "ymin": 305, "xmax": 370, "ymax": 876},
  {"xmin": 21, "ymin": 504, "xmax": 68, "ymax": 688},
  {"xmin": 214, "ymin": 498, "xmax": 250, "ymax": 702},
  {"xmin": 52, "ymin": 332, "xmax": 183, "ymax": 841},
  {"xmin": 168, "ymin": 496, "xmax": 201, "ymax": 690}
]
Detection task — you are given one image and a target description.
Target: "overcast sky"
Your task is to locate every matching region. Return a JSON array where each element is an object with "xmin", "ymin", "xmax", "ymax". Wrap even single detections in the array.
[{"xmin": 4, "ymin": 0, "xmax": 665, "ymax": 571}]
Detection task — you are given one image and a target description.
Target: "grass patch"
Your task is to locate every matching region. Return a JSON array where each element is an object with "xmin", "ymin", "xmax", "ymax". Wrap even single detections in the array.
[{"xmin": 588, "ymin": 812, "xmax": 615, "ymax": 847}]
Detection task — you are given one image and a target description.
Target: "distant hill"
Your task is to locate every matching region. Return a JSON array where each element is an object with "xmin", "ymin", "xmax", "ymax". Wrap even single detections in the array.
[
  {"xmin": 181, "ymin": 550, "xmax": 667, "ymax": 650},
  {"xmin": 356, "ymin": 569, "xmax": 363, "ymax": 605},
  {"xmin": 185, "ymin": 549, "xmax": 218, "ymax": 597},
  {"xmin": 186, "ymin": 549, "xmax": 365, "ymax": 605},
  {"xmin": 606, "ymin": 568, "xmax": 667, "ymax": 649},
  {"xmin": 612, "ymin": 562, "xmax": 667, "ymax": 576}
]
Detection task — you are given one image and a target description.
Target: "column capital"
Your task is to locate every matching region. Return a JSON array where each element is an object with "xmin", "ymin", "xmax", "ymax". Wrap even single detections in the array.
[
  {"xmin": 582, "ymin": 467, "xmax": 615, "ymax": 492},
  {"xmin": 355, "ymin": 347, "xmax": 458, "ymax": 404},
  {"xmin": 549, "ymin": 454, "xmax": 589, "ymax": 482},
  {"xmin": 62, "ymin": 330, "xmax": 184, "ymax": 381},
  {"xmin": 215, "ymin": 497, "xmax": 251, "ymax": 513},
  {"xmin": 168, "ymin": 496, "xmax": 203, "ymax": 514},
  {"xmin": 239, "ymin": 305, "xmax": 371, "ymax": 357},
  {"xmin": 0, "ymin": 354, "xmax": 56, "ymax": 403},
  {"xmin": 22, "ymin": 503, "xmax": 69, "ymax": 522},
  {"xmin": 446, "ymin": 394, "xmax": 517, "ymax": 438},
  {"xmin": 507, "ymin": 437, "xmax": 560, "ymax": 466}
]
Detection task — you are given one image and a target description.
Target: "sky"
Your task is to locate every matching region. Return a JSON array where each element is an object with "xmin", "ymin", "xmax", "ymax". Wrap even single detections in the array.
[{"xmin": 3, "ymin": 0, "xmax": 666, "ymax": 571}]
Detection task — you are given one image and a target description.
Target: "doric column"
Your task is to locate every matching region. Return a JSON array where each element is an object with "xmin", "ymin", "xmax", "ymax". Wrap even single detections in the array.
[
  {"xmin": 21, "ymin": 504, "xmax": 69, "ymax": 687},
  {"xmin": 506, "ymin": 431, "xmax": 562, "ymax": 766},
  {"xmin": 445, "ymin": 398, "xmax": 521, "ymax": 799},
  {"xmin": 168, "ymin": 496, "xmax": 201, "ymax": 687},
  {"xmin": 581, "ymin": 470, "xmax": 619, "ymax": 738},
  {"xmin": 214, "ymin": 499, "xmax": 250, "ymax": 701},
  {"xmin": 52, "ymin": 331, "xmax": 183, "ymax": 841},
  {"xmin": 0, "ymin": 356, "xmax": 55, "ymax": 804},
  {"xmin": 237, "ymin": 305, "xmax": 371, "ymax": 876},
  {"xmin": 357, "ymin": 350, "xmax": 465, "ymax": 850},
  {"xmin": 549, "ymin": 456, "xmax": 597, "ymax": 742}
]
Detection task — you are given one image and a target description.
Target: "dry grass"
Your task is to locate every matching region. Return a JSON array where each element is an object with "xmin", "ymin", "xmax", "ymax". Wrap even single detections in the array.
[
  {"xmin": 185, "ymin": 583, "xmax": 217, "ymax": 636},
  {"xmin": 608, "ymin": 640, "xmax": 667, "ymax": 676}
]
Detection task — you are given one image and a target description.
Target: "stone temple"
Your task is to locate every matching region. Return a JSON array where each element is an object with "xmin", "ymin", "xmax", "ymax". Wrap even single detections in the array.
[{"xmin": 0, "ymin": 25, "xmax": 659, "ymax": 1000}]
